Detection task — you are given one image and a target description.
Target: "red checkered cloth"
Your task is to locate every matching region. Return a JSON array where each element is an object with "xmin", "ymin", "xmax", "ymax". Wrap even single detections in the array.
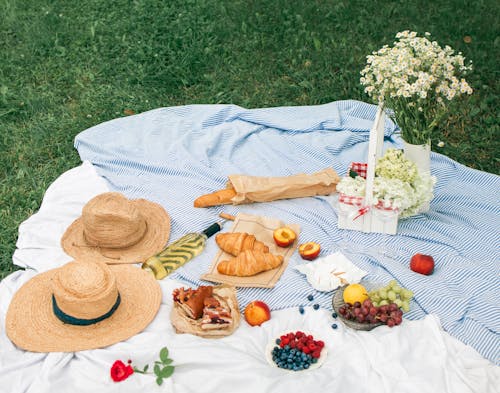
[
  {"xmin": 348, "ymin": 162, "xmax": 368, "ymax": 179},
  {"xmin": 339, "ymin": 195, "xmax": 397, "ymax": 209},
  {"xmin": 374, "ymin": 201, "xmax": 398, "ymax": 211},
  {"xmin": 338, "ymin": 162, "xmax": 368, "ymax": 207},
  {"xmin": 339, "ymin": 193, "xmax": 364, "ymax": 206}
]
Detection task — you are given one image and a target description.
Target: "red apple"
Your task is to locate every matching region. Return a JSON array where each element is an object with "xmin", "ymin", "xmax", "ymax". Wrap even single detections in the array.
[
  {"xmin": 273, "ymin": 227, "xmax": 297, "ymax": 247},
  {"xmin": 299, "ymin": 242, "xmax": 321, "ymax": 260},
  {"xmin": 410, "ymin": 253, "xmax": 435, "ymax": 275},
  {"xmin": 244, "ymin": 301, "xmax": 271, "ymax": 326}
]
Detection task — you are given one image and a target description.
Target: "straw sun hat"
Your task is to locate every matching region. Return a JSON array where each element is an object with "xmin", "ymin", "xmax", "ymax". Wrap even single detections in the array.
[
  {"xmin": 6, "ymin": 259, "xmax": 162, "ymax": 352},
  {"xmin": 61, "ymin": 192, "xmax": 170, "ymax": 264}
]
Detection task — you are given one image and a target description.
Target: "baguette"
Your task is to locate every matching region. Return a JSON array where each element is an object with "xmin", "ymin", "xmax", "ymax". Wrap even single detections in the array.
[
  {"xmin": 217, "ymin": 250, "xmax": 283, "ymax": 277},
  {"xmin": 194, "ymin": 188, "xmax": 236, "ymax": 208},
  {"xmin": 215, "ymin": 232, "xmax": 269, "ymax": 256}
]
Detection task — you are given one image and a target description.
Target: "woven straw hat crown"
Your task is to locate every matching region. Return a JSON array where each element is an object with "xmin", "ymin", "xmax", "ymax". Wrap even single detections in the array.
[
  {"xmin": 52, "ymin": 260, "xmax": 118, "ymax": 320},
  {"xmin": 61, "ymin": 192, "xmax": 171, "ymax": 264},
  {"xmin": 82, "ymin": 192, "xmax": 147, "ymax": 249}
]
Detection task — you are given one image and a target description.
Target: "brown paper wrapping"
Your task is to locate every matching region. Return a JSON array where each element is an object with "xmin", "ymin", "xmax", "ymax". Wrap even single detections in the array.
[
  {"xmin": 201, "ymin": 213, "xmax": 300, "ymax": 288},
  {"xmin": 228, "ymin": 168, "xmax": 339, "ymax": 205},
  {"xmin": 170, "ymin": 285, "xmax": 240, "ymax": 338}
]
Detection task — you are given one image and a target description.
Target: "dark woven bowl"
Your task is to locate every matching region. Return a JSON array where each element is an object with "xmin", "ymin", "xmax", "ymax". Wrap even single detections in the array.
[{"xmin": 332, "ymin": 285, "xmax": 383, "ymax": 331}]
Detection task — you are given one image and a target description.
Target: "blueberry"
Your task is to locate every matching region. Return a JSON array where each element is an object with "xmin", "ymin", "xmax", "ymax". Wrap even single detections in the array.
[
  {"xmin": 312, "ymin": 358, "xmax": 318, "ymax": 364},
  {"xmin": 299, "ymin": 305, "xmax": 305, "ymax": 314},
  {"xmin": 332, "ymin": 312, "xmax": 338, "ymax": 318},
  {"xmin": 275, "ymin": 338, "xmax": 281, "ymax": 345},
  {"xmin": 332, "ymin": 323, "xmax": 338, "ymax": 329},
  {"xmin": 304, "ymin": 363, "xmax": 310, "ymax": 369},
  {"xmin": 313, "ymin": 304, "xmax": 319, "ymax": 310},
  {"xmin": 307, "ymin": 294, "xmax": 314, "ymax": 301}
]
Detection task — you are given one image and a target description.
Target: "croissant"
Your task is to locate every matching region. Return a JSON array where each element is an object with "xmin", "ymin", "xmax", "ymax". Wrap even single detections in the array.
[
  {"xmin": 194, "ymin": 188, "xmax": 236, "ymax": 208},
  {"xmin": 217, "ymin": 250, "xmax": 284, "ymax": 277},
  {"xmin": 215, "ymin": 232, "xmax": 269, "ymax": 256}
]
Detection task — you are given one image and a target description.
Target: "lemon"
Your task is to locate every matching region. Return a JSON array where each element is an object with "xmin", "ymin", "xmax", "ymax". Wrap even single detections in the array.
[{"xmin": 343, "ymin": 283, "xmax": 368, "ymax": 305}]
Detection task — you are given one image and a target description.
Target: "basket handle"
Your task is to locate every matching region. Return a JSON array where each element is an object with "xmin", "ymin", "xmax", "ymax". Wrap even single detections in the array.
[{"xmin": 364, "ymin": 104, "xmax": 385, "ymax": 206}]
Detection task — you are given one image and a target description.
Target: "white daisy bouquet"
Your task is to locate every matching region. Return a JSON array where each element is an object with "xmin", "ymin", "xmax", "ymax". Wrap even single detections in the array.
[
  {"xmin": 337, "ymin": 149, "xmax": 436, "ymax": 218},
  {"xmin": 360, "ymin": 31, "xmax": 473, "ymax": 145}
]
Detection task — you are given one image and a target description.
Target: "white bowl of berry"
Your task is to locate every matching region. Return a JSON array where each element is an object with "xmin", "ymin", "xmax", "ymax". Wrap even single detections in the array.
[
  {"xmin": 332, "ymin": 280, "xmax": 413, "ymax": 331},
  {"xmin": 265, "ymin": 331, "xmax": 328, "ymax": 371}
]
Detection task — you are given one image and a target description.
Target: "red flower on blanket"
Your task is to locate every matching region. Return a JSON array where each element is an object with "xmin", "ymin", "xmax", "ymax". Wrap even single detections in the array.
[
  {"xmin": 109, "ymin": 347, "xmax": 174, "ymax": 385},
  {"xmin": 110, "ymin": 360, "xmax": 134, "ymax": 382}
]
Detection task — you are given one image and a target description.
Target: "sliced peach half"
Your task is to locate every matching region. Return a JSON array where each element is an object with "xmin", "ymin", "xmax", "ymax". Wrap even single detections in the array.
[
  {"xmin": 298, "ymin": 242, "xmax": 321, "ymax": 260},
  {"xmin": 273, "ymin": 227, "xmax": 297, "ymax": 247}
]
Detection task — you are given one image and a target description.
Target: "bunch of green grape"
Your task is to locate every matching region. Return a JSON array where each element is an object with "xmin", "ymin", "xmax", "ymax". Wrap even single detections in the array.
[{"xmin": 368, "ymin": 280, "xmax": 413, "ymax": 313}]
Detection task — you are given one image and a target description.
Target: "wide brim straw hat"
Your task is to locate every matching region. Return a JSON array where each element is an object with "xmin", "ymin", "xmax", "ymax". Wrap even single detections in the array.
[
  {"xmin": 61, "ymin": 192, "xmax": 170, "ymax": 264},
  {"xmin": 5, "ymin": 259, "xmax": 162, "ymax": 352}
]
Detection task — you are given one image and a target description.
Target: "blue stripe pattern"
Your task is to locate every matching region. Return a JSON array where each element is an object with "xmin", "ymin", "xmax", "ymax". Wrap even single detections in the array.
[{"xmin": 74, "ymin": 100, "xmax": 500, "ymax": 364}]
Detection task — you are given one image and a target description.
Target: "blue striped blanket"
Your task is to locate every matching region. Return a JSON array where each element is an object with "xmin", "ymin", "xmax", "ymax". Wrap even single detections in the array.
[{"xmin": 74, "ymin": 100, "xmax": 499, "ymax": 364}]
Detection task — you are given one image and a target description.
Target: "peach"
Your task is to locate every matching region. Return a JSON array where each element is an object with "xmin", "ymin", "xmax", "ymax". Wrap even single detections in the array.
[
  {"xmin": 244, "ymin": 300, "xmax": 271, "ymax": 326},
  {"xmin": 299, "ymin": 242, "xmax": 321, "ymax": 260},
  {"xmin": 273, "ymin": 227, "xmax": 297, "ymax": 247}
]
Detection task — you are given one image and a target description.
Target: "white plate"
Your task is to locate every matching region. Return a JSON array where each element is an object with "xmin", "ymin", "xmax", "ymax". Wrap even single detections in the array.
[{"xmin": 265, "ymin": 332, "xmax": 328, "ymax": 372}]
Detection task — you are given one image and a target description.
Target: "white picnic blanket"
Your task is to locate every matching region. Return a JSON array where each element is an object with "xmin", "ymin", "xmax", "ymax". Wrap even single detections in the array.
[{"xmin": 0, "ymin": 161, "xmax": 498, "ymax": 393}]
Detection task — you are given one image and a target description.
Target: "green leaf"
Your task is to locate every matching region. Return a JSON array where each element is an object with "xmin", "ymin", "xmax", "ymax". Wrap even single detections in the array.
[
  {"xmin": 161, "ymin": 358, "xmax": 173, "ymax": 365},
  {"xmin": 159, "ymin": 347, "xmax": 169, "ymax": 363},
  {"xmin": 143, "ymin": 364, "xmax": 149, "ymax": 373},
  {"xmin": 469, "ymin": 107, "xmax": 481, "ymax": 117},
  {"xmin": 313, "ymin": 37, "xmax": 321, "ymax": 51},
  {"xmin": 156, "ymin": 377, "xmax": 163, "ymax": 386},
  {"xmin": 154, "ymin": 364, "xmax": 161, "ymax": 376},
  {"xmin": 160, "ymin": 366, "xmax": 175, "ymax": 379},
  {"xmin": 298, "ymin": 80, "xmax": 312, "ymax": 89}
]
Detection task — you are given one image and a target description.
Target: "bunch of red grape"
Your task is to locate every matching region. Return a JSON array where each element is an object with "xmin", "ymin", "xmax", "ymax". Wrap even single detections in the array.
[{"xmin": 338, "ymin": 298, "xmax": 403, "ymax": 327}]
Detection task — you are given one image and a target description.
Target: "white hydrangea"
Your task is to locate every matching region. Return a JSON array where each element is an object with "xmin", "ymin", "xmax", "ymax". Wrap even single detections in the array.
[
  {"xmin": 375, "ymin": 149, "xmax": 418, "ymax": 183},
  {"xmin": 337, "ymin": 175, "xmax": 366, "ymax": 197},
  {"xmin": 338, "ymin": 148, "xmax": 437, "ymax": 218},
  {"xmin": 373, "ymin": 177, "xmax": 417, "ymax": 215}
]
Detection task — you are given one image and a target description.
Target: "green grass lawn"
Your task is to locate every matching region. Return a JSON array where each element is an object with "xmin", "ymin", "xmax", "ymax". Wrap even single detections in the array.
[{"xmin": 1, "ymin": 0, "xmax": 498, "ymax": 279}]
